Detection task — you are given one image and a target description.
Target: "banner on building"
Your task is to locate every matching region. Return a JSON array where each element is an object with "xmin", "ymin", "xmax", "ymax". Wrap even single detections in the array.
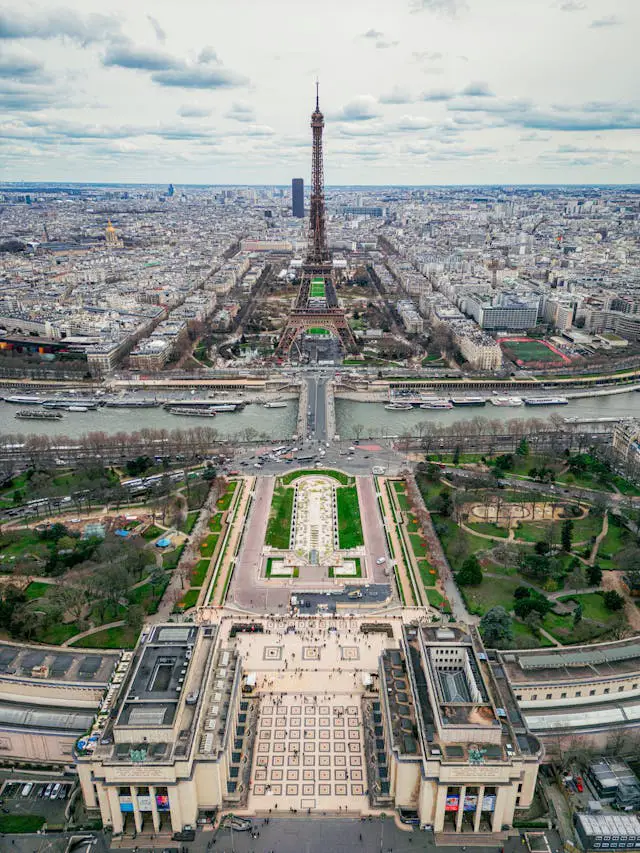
[
  {"xmin": 445, "ymin": 796, "xmax": 459, "ymax": 812},
  {"xmin": 156, "ymin": 794, "xmax": 170, "ymax": 811},
  {"xmin": 482, "ymin": 795, "xmax": 496, "ymax": 811},
  {"xmin": 119, "ymin": 797, "xmax": 133, "ymax": 813},
  {"xmin": 463, "ymin": 795, "xmax": 478, "ymax": 811},
  {"xmin": 137, "ymin": 796, "xmax": 153, "ymax": 812}
]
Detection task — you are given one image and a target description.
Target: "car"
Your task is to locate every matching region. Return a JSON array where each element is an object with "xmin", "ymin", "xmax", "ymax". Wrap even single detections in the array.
[
  {"xmin": 51, "ymin": 783, "xmax": 61, "ymax": 799},
  {"xmin": 37, "ymin": 785, "xmax": 47, "ymax": 797},
  {"xmin": 21, "ymin": 783, "xmax": 33, "ymax": 797},
  {"xmin": 44, "ymin": 783, "xmax": 54, "ymax": 798},
  {"xmin": 376, "ymin": 557, "xmax": 386, "ymax": 565},
  {"xmin": 576, "ymin": 776, "xmax": 584, "ymax": 792}
]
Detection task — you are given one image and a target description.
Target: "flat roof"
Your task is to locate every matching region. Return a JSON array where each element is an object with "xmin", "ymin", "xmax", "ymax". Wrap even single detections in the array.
[
  {"xmin": 577, "ymin": 814, "xmax": 640, "ymax": 837},
  {"xmin": 0, "ymin": 642, "xmax": 118, "ymax": 685},
  {"xmin": 500, "ymin": 638, "xmax": 640, "ymax": 684}
]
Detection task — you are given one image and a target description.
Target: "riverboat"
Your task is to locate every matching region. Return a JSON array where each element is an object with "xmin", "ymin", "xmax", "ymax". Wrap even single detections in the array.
[
  {"xmin": 167, "ymin": 406, "xmax": 217, "ymax": 417},
  {"xmin": 524, "ymin": 397, "xmax": 569, "ymax": 406},
  {"xmin": 385, "ymin": 402, "xmax": 414, "ymax": 411},
  {"xmin": 15, "ymin": 410, "xmax": 63, "ymax": 420},
  {"xmin": 419, "ymin": 399, "xmax": 453, "ymax": 410},
  {"xmin": 489, "ymin": 396, "xmax": 523, "ymax": 407},
  {"xmin": 4, "ymin": 395, "xmax": 46, "ymax": 405},
  {"xmin": 450, "ymin": 397, "xmax": 486, "ymax": 407},
  {"xmin": 264, "ymin": 401, "xmax": 288, "ymax": 409},
  {"xmin": 104, "ymin": 399, "xmax": 160, "ymax": 408}
]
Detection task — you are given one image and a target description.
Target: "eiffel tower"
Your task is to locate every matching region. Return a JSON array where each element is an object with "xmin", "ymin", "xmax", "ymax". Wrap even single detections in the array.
[{"xmin": 275, "ymin": 85, "xmax": 357, "ymax": 358}]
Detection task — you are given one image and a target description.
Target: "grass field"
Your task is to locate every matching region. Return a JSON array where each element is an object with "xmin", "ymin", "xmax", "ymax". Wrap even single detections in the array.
[
  {"xmin": 336, "ymin": 485, "xmax": 364, "ymax": 549},
  {"xmin": 200, "ymin": 533, "xmax": 220, "ymax": 558},
  {"xmin": 73, "ymin": 625, "xmax": 139, "ymax": 649},
  {"xmin": 216, "ymin": 481, "xmax": 237, "ymax": 512},
  {"xmin": 178, "ymin": 588, "xmax": 200, "ymax": 610},
  {"xmin": 191, "ymin": 559, "xmax": 211, "ymax": 586},
  {"xmin": 23, "ymin": 581, "xmax": 51, "ymax": 600},
  {"xmin": 281, "ymin": 469, "xmax": 352, "ymax": 486},
  {"xmin": 180, "ymin": 510, "xmax": 199, "ymax": 534},
  {"xmin": 265, "ymin": 485, "xmax": 294, "ymax": 549},
  {"xmin": 500, "ymin": 339, "xmax": 563, "ymax": 363},
  {"xmin": 307, "ymin": 327, "xmax": 330, "ymax": 335},
  {"xmin": 310, "ymin": 277, "xmax": 326, "ymax": 298},
  {"xmin": 461, "ymin": 575, "xmax": 523, "ymax": 616}
]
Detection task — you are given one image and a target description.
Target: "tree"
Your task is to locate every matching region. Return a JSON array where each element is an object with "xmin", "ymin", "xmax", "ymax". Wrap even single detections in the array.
[
  {"xmin": 587, "ymin": 564, "xmax": 603, "ymax": 586},
  {"xmin": 479, "ymin": 606, "xmax": 513, "ymax": 649},
  {"xmin": 573, "ymin": 602, "xmax": 583, "ymax": 626},
  {"xmin": 126, "ymin": 604, "xmax": 144, "ymax": 634},
  {"xmin": 603, "ymin": 590, "xmax": 625, "ymax": 611},
  {"xmin": 457, "ymin": 554, "xmax": 483, "ymax": 586},
  {"xmin": 516, "ymin": 437, "xmax": 529, "ymax": 458},
  {"xmin": 561, "ymin": 519, "xmax": 574, "ymax": 553},
  {"xmin": 452, "ymin": 446, "xmax": 461, "ymax": 465}
]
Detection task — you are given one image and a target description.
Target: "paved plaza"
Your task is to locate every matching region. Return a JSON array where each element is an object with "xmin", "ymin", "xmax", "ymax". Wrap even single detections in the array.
[
  {"xmin": 232, "ymin": 617, "xmax": 403, "ymax": 814},
  {"xmin": 249, "ymin": 694, "xmax": 367, "ymax": 812},
  {"xmin": 291, "ymin": 476, "xmax": 336, "ymax": 558}
]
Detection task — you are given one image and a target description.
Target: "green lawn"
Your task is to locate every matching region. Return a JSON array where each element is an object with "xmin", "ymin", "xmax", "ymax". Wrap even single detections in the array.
[
  {"xmin": 571, "ymin": 512, "xmax": 604, "ymax": 542},
  {"xmin": 142, "ymin": 524, "xmax": 164, "ymax": 541},
  {"xmin": 329, "ymin": 558, "xmax": 362, "ymax": 578},
  {"xmin": 500, "ymin": 339, "xmax": 562, "ymax": 363},
  {"xmin": 510, "ymin": 620, "xmax": 555, "ymax": 648},
  {"xmin": 336, "ymin": 485, "xmax": 364, "ymax": 549},
  {"xmin": 425, "ymin": 588, "xmax": 445, "ymax": 608},
  {"xmin": 417, "ymin": 558, "xmax": 438, "ymax": 587},
  {"xmin": 265, "ymin": 485, "xmax": 294, "ymax": 549},
  {"xmin": 191, "ymin": 558, "xmax": 210, "ymax": 586},
  {"xmin": 180, "ymin": 511, "xmax": 199, "ymax": 534},
  {"xmin": 597, "ymin": 518, "xmax": 630, "ymax": 569},
  {"xmin": 163, "ymin": 543, "xmax": 185, "ymax": 569},
  {"xmin": 265, "ymin": 557, "xmax": 299, "ymax": 578},
  {"xmin": 281, "ymin": 469, "xmax": 352, "ymax": 486},
  {"xmin": 199, "ymin": 533, "xmax": 220, "ymax": 558},
  {"xmin": 435, "ymin": 517, "xmax": 489, "ymax": 571},
  {"xmin": 177, "ymin": 588, "xmax": 200, "ymax": 610},
  {"xmin": 392, "ymin": 480, "xmax": 411, "ymax": 510},
  {"xmin": 37, "ymin": 621, "xmax": 79, "ymax": 645},
  {"xmin": 514, "ymin": 521, "xmax": 550, "ymax": 543},
  {"xmin": 408, "ymin": 532, "xmax": 430, "ymax": 559},
  {"xmin": 461, "ymin": 575, "xmax": 522, "ymax": 616},
  {"xmin": 216, "ymin": 482, "xmax": 237, "ymax": 512},
  {"xmin": 0, "ymin": 528, "xmax": 49, "ymax": 562},
  {"xmin": 72, "ymin": 625, "xmax": 139, "ymax": 649},
  {"xmin": 466, "ymin": 522, "xmax": 509, "ymax": 538},
  {"xmin": 127, "ymin": 578, "xmax": 167, "ymax": 613},
  {"xmin": 209, "ymin": 513, "xmax": 224, "ymax": 532},
  {"xmin": 557, "ymin": 591, "xmax": 617, "ymax": 622},
  {"xmin": 23, "ymin": 581, "xmax": 52, "ymax": 600},
  {"xmin": 0, "ymin": 814, "xmax": 46, "ymax": 833}
]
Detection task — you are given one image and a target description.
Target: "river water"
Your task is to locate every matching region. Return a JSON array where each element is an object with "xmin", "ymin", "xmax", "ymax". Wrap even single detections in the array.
[
  {"xmin": 0, "ymin": 400, "xmax": 298, "ymax": 440},
  {"xmin": 334, "ymin": 392, "xmax": 640, "ymax": 439},
  {"xmin": 1, "ymin": 391, "xmax": 639, "ymax": 441}
]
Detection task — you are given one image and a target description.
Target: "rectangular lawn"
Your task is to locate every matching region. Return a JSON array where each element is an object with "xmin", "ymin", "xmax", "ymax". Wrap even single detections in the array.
[{"xmin": 336, "ymin": 485, "xmax": 364, "ymax": 549}]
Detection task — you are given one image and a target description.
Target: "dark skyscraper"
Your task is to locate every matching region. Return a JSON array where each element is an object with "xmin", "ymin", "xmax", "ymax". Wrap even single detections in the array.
[{"xmin": 291, "ymin": 178, "xmax": 304, "ymax": 218}]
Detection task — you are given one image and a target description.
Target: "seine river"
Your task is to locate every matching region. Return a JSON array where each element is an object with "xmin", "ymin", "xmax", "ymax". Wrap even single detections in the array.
[
  {"xmin": 335, "ymin": 391, "xmax": 640, "ymax": 438},
  {"xmin": 1, "ymin": 391, "xmax": 639, "ymax": 440}
]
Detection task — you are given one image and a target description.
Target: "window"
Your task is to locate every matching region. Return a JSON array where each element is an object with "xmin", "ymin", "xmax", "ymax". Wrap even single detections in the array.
[
  {"xmin": 516, "ymin": 695, "xmax": 522, "ymax": 701},
  {"xmin": 604, "ymin": 688, "xmax": 610, "ymax": 694},
  {"xmin": 517, "ymin": 783, "xmax": 523, "ymax": 793},
  {"xmin": 546, "ymin": 693, "xmax": 552, "ymax": 700},
  {"xmin": 561, "ymin": 692, "xmax": 567, "ymax": 699},
  {"xmin": 531, "ymin": 694, "xmax": 537, "ymax": 701},
  {"xmin": 590, "ymin": 689, "xmax": 596, "ymax": 696},
  {"xmin": 633, "ymin": 684, "xmax": 638, "ymax": 690},
  {"xmin": 576, "ymin": 692, "xmax": 582, "ymax": 697}
]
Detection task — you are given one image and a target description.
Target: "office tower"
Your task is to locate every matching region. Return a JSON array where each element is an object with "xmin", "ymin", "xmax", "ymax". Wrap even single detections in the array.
[{"xmin": 292, "ymin": 178, "xmax": 304, "ymax": 218}]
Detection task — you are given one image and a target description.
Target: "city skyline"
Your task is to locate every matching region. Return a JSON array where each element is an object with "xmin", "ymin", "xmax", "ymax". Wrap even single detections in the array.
[{"xmin": 0, "ymin": 0, "xmax": 638, "ymax": 185}]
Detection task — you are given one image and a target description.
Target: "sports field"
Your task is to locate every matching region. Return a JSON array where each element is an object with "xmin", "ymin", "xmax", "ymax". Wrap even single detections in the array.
[
  {"xmin": 307, "ymin": 327, "xmax": 330, "ymax": 336},
  {"xmin": 310, "ymin": 276, "xmax": 325, "ymax": 298},
  {"xmin": 499, "ymin": 337, "xmax": 570, "ymax": 365}
]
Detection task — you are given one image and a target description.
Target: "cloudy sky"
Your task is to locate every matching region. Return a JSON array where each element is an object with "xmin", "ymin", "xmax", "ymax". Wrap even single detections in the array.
[{"xmin": 0, "ymin": 0, "xmax": 638, "ymax": 185}]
